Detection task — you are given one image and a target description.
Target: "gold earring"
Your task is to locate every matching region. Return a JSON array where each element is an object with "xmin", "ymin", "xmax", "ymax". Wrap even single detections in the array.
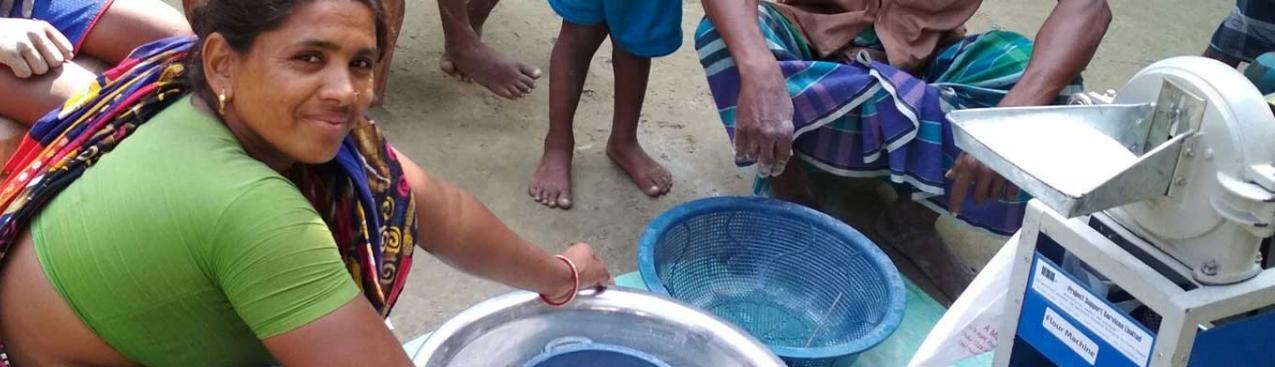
[{"xmin": 218, "ymin": 90, "xmax": 228, "ymax": 115}]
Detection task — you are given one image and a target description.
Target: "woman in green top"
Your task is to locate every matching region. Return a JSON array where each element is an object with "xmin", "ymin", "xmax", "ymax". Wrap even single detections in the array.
[{"xmin": 0, "ymin": 0, "xmax": 612, "ymax": 365}]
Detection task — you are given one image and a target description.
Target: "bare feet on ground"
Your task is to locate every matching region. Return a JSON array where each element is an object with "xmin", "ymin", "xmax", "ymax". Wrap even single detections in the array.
[
  {"xmin": 607, "ymin": 138, "xmax": 672, "ymax": 198},
  {"xmin": 529, "ymin": 138, "xmax": 672, "ymax": 209},
  {"xmin": 438, "ymin": 57, "xmax": 471, "ymax": 83},
  {"xmin": 529, "ymin": 142, "xmax": 574, "ymax": 209},
  {"xmin": 444, "ymin": 43, "xmax": 541, "ymax": 99}
]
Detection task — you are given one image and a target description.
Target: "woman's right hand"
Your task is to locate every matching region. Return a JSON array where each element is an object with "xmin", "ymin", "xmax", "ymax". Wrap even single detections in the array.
[
  {"xmin": 0, "ymin": 18, "xmax": 73, "ymax": 78},
  {"xmin": 553, "ymin": 242, "xmax": 612, "ymax": 298}
]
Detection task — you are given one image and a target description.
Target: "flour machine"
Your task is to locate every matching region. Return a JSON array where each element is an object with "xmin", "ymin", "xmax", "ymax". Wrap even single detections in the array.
[{"xmin": 948, "ymin": 57, "xmax": 1275, "ymax": 367}]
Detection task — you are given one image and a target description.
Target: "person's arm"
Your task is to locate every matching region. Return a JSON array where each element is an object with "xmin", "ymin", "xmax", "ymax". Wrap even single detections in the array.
[
  {"xmin": 264, "ymin": 298, "xmax": 412, "ymax": 366},
  {"xmin": 702, "ymin": 0, "xmax": 794, "ymax": 177},
  {"xmin": 1000, "ymin": 0, "xmax": 1112, "ymax": 106},
  {"xmin": 703, "ymin": 0, "xmax": 773, "ymax": 80},
  {"xmin": 211, "ymin": 180, "xmax": 413, "ymax": 366},
  {"xmin": 394, "ymin": 149, "xmax": 611, "ymax": 300},
  {"xmin": 947, "ymin": 0, "xmax": 1111, "ymax": 211}
]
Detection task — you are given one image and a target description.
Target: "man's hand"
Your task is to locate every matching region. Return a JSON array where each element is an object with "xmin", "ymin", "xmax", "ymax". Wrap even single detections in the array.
[
  {"xmin": 700, "ymin": 0, "xmax": 797, "ymax": 176},
  {"xmin": 735, "ymin": 71, "xmax": 794, "ymax": 177},
  {"xmin": 945, "ymin": 153, "xmax": 1018, "ymax": 214},
  {"xmin": 945, "ymin": 94, "xmax": 1041, "ymax": 214},
  {"xmin": 0, "ymin": 18, "xmax": 73, "ymax": 78},
  {"xmin": 944, "ymin": 0, "xmax": 1110, "ymax": 214}
]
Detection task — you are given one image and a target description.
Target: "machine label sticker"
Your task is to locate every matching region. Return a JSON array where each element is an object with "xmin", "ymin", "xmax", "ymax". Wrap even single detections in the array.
[
  {"xmin": 1032, "ymin": 259, "xmax": 1152, "ymax": 366},
  {"xmin": 1043, "ymin": 307, "xmax": 1099, "ymax": 364}
]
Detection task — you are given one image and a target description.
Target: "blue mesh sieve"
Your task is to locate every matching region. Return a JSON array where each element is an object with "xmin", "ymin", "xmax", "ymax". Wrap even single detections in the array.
[{"xmin": 638, "ymin": 197, "xmax": 905, "ymax": 366}]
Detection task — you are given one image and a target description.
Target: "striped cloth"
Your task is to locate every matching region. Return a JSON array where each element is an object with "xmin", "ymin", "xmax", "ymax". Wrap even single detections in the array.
[
  {"xmin": 1210, "ymin": 0, "xmax": 1275, "ymax": 63},
  {"xmin": 695, "ymin": 3, "xmax": 1080, "ymax": 235}
]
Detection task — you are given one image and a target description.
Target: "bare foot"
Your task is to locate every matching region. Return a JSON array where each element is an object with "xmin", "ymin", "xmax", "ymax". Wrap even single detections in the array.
[
  {"xmin": 529, "ymin": 143, "xmax": 574, "ymax": 209},
  {"xmin": 440, "ymin": 20, "xmax": 484, "ymax": 83},
  {"xmin": 607, "ymin": 139, "xmax": 672, "ymax": 197},
  {"xmin": 445, "ymin": 41, "xmax": 542, "ymax": 99},
  {"xmin": 439, "ymin": 56, "xmax": 472, "ymax": 83}
]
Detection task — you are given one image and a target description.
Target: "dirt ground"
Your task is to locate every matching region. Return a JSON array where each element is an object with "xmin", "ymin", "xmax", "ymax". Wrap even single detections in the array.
[{"xmin": 160, "ymin": 0, "xmax": 1234, "ymax": 342}]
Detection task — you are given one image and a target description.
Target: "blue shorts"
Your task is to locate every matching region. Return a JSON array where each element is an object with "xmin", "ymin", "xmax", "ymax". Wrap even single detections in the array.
[
  {"xmin": 548, "ymin": 0, "xmax": 682, "ymax": 58},
  {"xmin": 2, "ymin": 0, "xmax": 114, "ymax": 54}
]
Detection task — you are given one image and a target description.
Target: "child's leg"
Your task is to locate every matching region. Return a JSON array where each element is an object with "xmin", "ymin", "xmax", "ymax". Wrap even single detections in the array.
[
  {"xmin": 606, "ymin": 44, "xmax": 671, "ymax": 197},
  {"xmin": 437, "ymin": 0, "xmax": 542, "ymax": 99},
  {"xmin": 0, "ymin": 60, "xmax": 99, "ymax": 125},
  {"xmin": 465, "ymin": 0, "xmax": 500, "ymax": 37},
  {"xmin": 528, "ymin": 21, "xmax": 608, "ymax": 209},
  {"xmin": 438, "ymin": 0, "xmax": 502, "ymax": 81}
]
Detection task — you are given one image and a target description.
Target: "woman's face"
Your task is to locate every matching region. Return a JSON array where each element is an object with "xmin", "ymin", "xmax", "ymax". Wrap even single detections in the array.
[{"xmin": 217, "ymin": 0, "xmax": 378, "ymax": 167}]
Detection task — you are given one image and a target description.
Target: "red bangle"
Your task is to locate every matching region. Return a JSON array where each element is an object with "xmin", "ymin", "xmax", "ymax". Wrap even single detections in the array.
[{"xmin": 540, "ymin": 255, "xmax": 579, "ymax": 307}]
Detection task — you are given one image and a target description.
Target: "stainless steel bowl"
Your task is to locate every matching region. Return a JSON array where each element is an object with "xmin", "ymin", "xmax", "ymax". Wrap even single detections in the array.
[{"xmin": 412, "ymin": 288, "xmax": 784, "ymax": 367}]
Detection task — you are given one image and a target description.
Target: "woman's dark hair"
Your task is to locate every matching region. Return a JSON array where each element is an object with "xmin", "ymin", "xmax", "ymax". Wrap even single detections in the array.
[{"xmin": 184, "ymin": 0, "xmax": 388, "ymax": 104}]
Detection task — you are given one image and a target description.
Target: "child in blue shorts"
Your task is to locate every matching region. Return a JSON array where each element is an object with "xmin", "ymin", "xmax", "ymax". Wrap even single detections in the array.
[{"xmin": 528, "ymin": 0, "xmax": 681, "ymax": 209}]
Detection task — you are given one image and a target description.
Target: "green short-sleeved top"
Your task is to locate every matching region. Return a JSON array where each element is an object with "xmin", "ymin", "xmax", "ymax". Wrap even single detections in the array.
[{"xmin": 31, "ymin": 96, "xmax": 360, "ymax": 366}]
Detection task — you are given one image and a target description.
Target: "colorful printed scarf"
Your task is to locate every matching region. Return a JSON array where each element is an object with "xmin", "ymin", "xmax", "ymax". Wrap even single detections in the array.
[{"xmin": 0, "ymin": 36, "xmax": 416, "ymax": 364}]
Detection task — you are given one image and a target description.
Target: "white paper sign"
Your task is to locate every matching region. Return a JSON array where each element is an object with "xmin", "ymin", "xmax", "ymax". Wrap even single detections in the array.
[
  {"xmin": 1032, "ymin": 259, "xmax": 1152, "ymax": 366},
  {"xmin": 1043, "ymin": 307, "xmax": 1099, "ymax": 364}
]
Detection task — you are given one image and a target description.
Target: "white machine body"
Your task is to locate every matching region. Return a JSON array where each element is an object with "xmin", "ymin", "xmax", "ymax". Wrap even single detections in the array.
[
  {"xmin": 949, "ymin": 57, "xmax": 1275, "ymax": 367},
  {"xmin": 950, "ymin": 57, "xmax": 1275, "ymax": 285},
  {"xmin": 1110, "ymin": 57, "xmax": 1275, "ymax": 284}
]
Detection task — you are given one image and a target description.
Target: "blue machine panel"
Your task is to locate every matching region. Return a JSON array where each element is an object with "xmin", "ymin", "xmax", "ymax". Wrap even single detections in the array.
[
  {"xmin": 1189, "ymin": 305, "xmax": 1275, "ymax": 366},
  {"xmin": 1017, "ymin": 254, "xmax": 1156, "ymax": 367}
]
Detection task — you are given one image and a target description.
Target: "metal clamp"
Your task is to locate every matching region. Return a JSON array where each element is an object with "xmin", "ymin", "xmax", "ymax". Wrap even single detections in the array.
[
  {"xmin": 1155, "ymin": 79, "xmax": 1207, "ymax": 200},
  {"xmin": 1250, "ymin": 163, "xmax": 1275, "ymax": 192},
  {"xmin": 1211, "ymin": 172, "xmax": 1275, "ymax": 238}
]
